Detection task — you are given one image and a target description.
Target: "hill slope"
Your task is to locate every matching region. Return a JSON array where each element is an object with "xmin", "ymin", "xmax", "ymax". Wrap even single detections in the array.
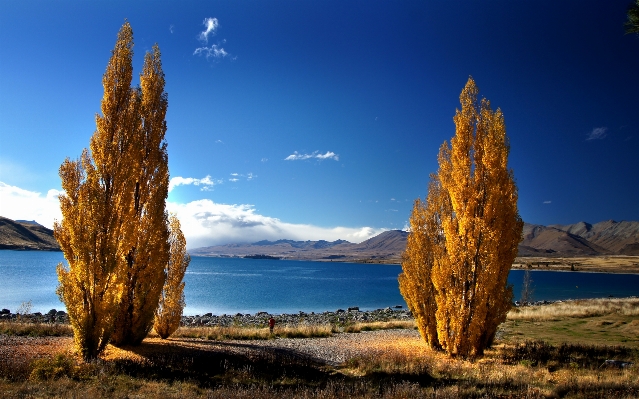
[
  {"xmin": 0, "ymin": 216, "xmax": 60, "ymax": 251},
  {"xmin": 549, "ymin": 220, "xmax": 639, "ymax": 255}
]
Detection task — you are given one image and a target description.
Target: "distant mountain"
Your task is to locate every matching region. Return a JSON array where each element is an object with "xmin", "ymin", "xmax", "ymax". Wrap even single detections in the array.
[
  {"xmin": 189, "ymin": 231, "xmax": 408, "ymax": 262},
  {"xmin": 251, "ymin": 239, "xmax": 349, "ymax": 249},
  {"xmin": 549, "ymin": 220, "xmax": 639, "ymax": 255},
  {"xmin": 0, "ymin": 216, "xmax": 60, "ymax": 251},
  {"xmin": 189, "ymin": 220, "xmax": 639, "ymax": 261},
  {"xmin": 518, "ymin": 224, "xmax": 609, "ymax": 256},
  {"xmin": 352, "ymin": 230, "xmax": 408, "ymax": 252}
]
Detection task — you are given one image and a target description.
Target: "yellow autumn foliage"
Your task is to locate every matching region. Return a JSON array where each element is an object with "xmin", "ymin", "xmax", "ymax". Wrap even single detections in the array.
[
  {"xmin": 399, "ymin": 77, "xmax": 523, "ymax": 358},
  {"xmin": 111, "ymin": 43, "xmax": 170, "ymax": 347},
  {"xmin": 154, "ymin": 215, "xmax": 191, "ymax": 339},
  {"xmin": 55, "ymin": 22, "xmax": 180, "ymax": 358}
]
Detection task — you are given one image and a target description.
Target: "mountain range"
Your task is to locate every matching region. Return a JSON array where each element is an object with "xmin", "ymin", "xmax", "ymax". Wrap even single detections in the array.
[
  {"xmin": 1, "ymin": 215, "xmax": 638, "ymax": 259},
  {"xmin": 191, "ymin": 220, "xmax": 639, "ymax": 261}
]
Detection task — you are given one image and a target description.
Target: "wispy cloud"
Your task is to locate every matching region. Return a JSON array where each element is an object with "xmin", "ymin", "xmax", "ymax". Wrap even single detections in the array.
[
  {"xmin": 169, "ymin": 175, "xmax": 222, "ymax": 192},
  {"xmin": 228, "ymin": 172, "xmax": 256, "ymax": 182},
  {"xmin": 194, "ymin": 17, "xmax": 232, "ymax": 60},
  {"xmin": 0, "ymin": 182, "xmax": 61, "ymax": 228},
  {"xmin": 284, "ymin": 151, "xmax": 339, "ymax": 161},
  {"xmin": 543, "ymin": 200, "xmax": 552, "ymax": 204},
  {"xmin": 166, "ymin": 199, "xmax": 385, "ymax": 248},
  {"xmin": 198, "ymin": 17, "xmax": 218, "ymax": 43},
  {"xmin": 194, "ymin": 45, "xmax": 228, "ymax": 59},
  {"xmin": 586, "ymin": 127, "xmax": 608, "ymax": 141}
]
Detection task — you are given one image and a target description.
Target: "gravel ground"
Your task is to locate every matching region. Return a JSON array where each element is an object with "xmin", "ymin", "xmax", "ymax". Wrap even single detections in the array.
[
  {"xmin": 163, "ymin": 329, "xmax": 423, "ymax": 366},
  {"xmin": 0, "ymin": 329, "xmax": 422, "ymax": 370},
  {"xmin": 232, "ymin": 329, "xmax": 422, "ymax": 365}
]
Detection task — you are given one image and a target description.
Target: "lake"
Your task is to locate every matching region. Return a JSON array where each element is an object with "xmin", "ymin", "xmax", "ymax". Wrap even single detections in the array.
[{"xmin": 1, "ymin": 250, "xmax": 638, "ymax": 315}]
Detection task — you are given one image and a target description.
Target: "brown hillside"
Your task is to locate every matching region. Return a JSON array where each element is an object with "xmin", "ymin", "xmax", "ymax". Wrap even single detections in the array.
[
  {"xmin": 520, "ymin": 224, "xmax": 608, "ymax": 256},
  {"xmin": 352, "ymin": 230, "xmax": 408, "ymax": 252},
  {"xmin": 0, "ymin": 216, "xmax": 60, "ymax": 251},
  {"xmin": 550, "ymin": 220, "xmax": 639, "ymax": 254}
]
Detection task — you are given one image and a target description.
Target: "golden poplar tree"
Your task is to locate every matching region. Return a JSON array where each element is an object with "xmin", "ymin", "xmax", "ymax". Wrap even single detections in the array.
[
  {"xmin": 154, "ymin": 215, "xmax": 190, "ymax": 339},
  {"xmin": 399, "ymin": 77, "xmax": 522, "ymax": 358},
  {"xmin": 55, "ymin": 22, "xmax": 139, "ymax": 360},
  {"xmin": 111, "ymin": 44, "xmax": 170, "ymax": 347},
  {"xmin": 55, "ymin": 22, "xmax": 176, "ymax": 357}
]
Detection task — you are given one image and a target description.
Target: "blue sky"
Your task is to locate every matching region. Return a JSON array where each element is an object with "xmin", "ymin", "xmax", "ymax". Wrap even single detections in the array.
[{"xmin": 1, "ymin": 1, "xmax": 638, "ymax": 248}]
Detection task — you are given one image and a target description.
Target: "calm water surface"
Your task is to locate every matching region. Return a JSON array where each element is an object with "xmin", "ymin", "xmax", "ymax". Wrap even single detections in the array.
[{"xmin": 1, "ymin": 250, "xmax": 637, "ymax": 315}]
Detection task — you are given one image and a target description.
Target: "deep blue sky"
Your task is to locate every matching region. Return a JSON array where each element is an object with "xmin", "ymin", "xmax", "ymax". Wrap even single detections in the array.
[{"xmin": 1, "ymin": 1, "xmax": 638, "ymax": 248}]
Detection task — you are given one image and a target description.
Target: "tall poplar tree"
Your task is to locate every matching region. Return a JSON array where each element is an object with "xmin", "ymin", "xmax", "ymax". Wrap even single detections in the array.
[
  {"xmin": 55, "ymin": 22, "xmax": 179, "ymax": 357},
  {"xmin": 111, "ymin": 44, "xmax": 170, "ymax": 347},
  {"xmin": 399, "ymin": 77, "xmax": 523, "ymax": 358},
  {"xmin": 154, "ymin": 214, "xmax": 190, "ymax": 339},
  {"xmin": 55, "ymin": 22, "xmax": 139, "ymax": 360}
]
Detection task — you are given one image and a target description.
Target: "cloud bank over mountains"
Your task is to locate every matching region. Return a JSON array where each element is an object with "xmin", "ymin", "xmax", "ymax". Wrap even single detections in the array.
[
  {"xmin": 0, "ymin": 181, "xmax": 383, "ymax": 249},
  {"xmin": 166, "ymin": 199, "xmax": 383, "ymax": 249}
]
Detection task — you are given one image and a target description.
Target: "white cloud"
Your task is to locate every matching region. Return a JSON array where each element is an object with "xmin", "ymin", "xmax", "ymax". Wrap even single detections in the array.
[
  {"xmin": 169, "ymin": 24, "xmax": 174, "ymax": 34},
  {"xmin": 198, "ymin": 17, "xmax": 218, "ymax": 43},
  {"xmin": 166, "ymin": 199, "xmax": 385, "ymax": 249},
  {"xmin": 169, "ymin": 175, "xmax": 221, "ymax": 192},
  {"xmin": 194, "ymin": 45, "xmax": 228, "ymax": 59},
  {"xmin": 261, "ymin": 158, "xmax": 268, "ymax": 163},
  {"xmin": 543, "ymin": 200, "xmax": 552, "ymax": 204},
  {"xmin": 194, "ymin": 18, "xmax": 232, "ymax": 61},
  {"xmin": 0, "ymin": 182, "xmax": 62, "ymax": 228},
  {"xmin": 228, "ymin": 172, "xmax": 255, "ymax": 182},
  {"xmin": 284, "ymin": 151, "xmax": 339, "ymax": 161},
  {"xmin": 586, "ymin": 127, "xmax": 608, "ymax": 141}
]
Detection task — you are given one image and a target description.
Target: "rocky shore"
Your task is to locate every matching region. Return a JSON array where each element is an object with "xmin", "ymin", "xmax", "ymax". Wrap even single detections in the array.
[
  {"xmin": 0, "ymin": 306, "xmax": 413, "ymax": 327},
  {"xmin": 0, "ymin": 300, "xmax": 578, "ymax": 327},
  {"xmin": 181, "ymin": 306, "xmax": 412, "ymax": 327}
]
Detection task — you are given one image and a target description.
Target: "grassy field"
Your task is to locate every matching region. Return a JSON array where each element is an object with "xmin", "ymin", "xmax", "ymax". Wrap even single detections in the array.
[{"xmin": 1, "ymin": 298, "xmax": 638, "ymax": 398}]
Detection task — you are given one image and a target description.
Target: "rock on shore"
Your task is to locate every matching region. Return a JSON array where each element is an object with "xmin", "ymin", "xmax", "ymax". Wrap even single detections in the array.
[{"xmin": 180, "ymin": 306, "xmax": 412, "ymax": 327}]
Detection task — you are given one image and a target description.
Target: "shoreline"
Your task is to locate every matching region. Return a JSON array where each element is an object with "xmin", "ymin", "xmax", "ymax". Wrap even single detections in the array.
[
  {"xmin": 4, "ymin": 296, "xmax": 638, "ymax": 327},
  {"xmin": 193, "ymin": 254, "xmax": 639, "ymax": 274}
]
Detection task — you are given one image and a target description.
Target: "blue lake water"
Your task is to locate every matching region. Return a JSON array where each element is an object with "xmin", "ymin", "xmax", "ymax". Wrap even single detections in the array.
[{"xmin": 1, "ymin": 250, "xmax": 638, "ymax": 315}]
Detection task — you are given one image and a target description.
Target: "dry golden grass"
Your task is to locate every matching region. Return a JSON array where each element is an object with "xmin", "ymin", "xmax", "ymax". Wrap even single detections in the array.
[
  {"xmin": 513, "ymin": 255, "xmax": 639, "ymax": 274},
  {"xmin": 166, "ymin": 324, "xmax": 334, "ymax": 340},
  {"xmin": 2, "ymin": 325, "xmax": 639, "ymax": 398},
  {"xmin": 0, "ymin": 322, "xmax": 73, "ymax": 337},
  {"xmin": 342, "ymin": 338, "xmax": 639, "ymax": 398},
  {"xmin": 2, "ymin": 300, "xmax": 639, "ymax": 398},
  {"xmin": 507, "ymin": 297, "xmax": 639, "ymax": 321},
  {"xmin": 343, "ymin": 320, "xmax": 416, "ymax": 333}
]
